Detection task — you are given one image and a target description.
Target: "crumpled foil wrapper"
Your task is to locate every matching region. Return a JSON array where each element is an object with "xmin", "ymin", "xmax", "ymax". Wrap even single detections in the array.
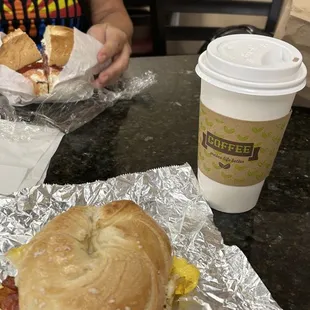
[{"xmin": 0, "ymin": 163, "xmax": 282, "ymax": 310}]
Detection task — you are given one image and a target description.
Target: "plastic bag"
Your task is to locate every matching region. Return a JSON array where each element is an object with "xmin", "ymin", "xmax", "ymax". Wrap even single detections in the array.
[{"xmin": 0, "ymin": 69, "xmax": 156, "ymax": 140}]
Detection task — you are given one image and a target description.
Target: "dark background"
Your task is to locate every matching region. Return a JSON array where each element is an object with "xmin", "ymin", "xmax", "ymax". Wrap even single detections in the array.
[{"xmin": 124, "ymin": 0, "xmax": 284, "ymax": 56}]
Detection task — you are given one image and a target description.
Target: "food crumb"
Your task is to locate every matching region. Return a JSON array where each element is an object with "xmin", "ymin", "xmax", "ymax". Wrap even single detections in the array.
[
  {"xmin": 55, "ymin": 245, "xmax": 71, "ymax": 252},
  {"xmin": 88, "ymin": 288, "xmax": 99, "ymax": 294},
  {"xmin": 34, "ymin": 249, "xmax": 46, "ymax": 257}
]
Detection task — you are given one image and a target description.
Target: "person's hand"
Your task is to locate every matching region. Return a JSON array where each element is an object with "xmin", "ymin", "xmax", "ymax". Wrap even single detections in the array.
[{"xmin": 87, "ymin": 23, "xmax": 131, "ymax": 88}]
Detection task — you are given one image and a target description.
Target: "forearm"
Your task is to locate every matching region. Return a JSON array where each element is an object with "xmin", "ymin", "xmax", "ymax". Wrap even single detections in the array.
[
  {"xmin": 99, "ymin": 10, "xmax": 133, "ymax": 42},
  {"xmin": 90, "ymin": 1, "xmax": 133, "ymax": 42}
]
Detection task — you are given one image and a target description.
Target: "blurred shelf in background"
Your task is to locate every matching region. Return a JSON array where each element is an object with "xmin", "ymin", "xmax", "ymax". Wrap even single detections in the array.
[
  {"xmin": 124, "ymin": 0, "xmax": 283, "ymax": 56},
  {"xmin": 124, "ymin": 0, "xmax": 155, "ymax": 57}
]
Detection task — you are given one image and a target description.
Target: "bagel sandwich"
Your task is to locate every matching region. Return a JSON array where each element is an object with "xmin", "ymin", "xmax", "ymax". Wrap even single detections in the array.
[
  {"xmin": 0, "ymin": 26, "xmax": 74, "ymax": 96},
  {"xmin": 0, "ymin": 29, "xmax": 47, "ymax": 96},
  {"xmin": 41, "ymin": 25, "xmax": 74, "ymax": 91},
  {"xmin": 0, "ymin": 200, "xmax": 200, "ymax": 310}
]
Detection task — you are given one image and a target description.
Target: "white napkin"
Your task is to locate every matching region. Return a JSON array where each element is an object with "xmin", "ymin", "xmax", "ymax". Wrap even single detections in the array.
[{"xmin": 0, "ymin": 119, "xmax": 64, "ymax": 195}]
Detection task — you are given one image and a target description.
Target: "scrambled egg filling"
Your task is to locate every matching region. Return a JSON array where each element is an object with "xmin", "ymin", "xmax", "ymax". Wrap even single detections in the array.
[
  {"xmin": 165, "ymin": 257, "xmax": 200, "ymax": 309},
  {"xmin": 6, "ymin": 245, "xmax": 26, "ymax": 267},
  {"xmin": 171, "ymin": 256, "xmax": 200, "ymax": 295}
]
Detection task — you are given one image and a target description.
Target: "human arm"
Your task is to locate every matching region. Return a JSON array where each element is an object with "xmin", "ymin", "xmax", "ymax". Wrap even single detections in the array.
[{"xmin": 88, "ymin": 0, "xmax": 133, "ymax": 87}]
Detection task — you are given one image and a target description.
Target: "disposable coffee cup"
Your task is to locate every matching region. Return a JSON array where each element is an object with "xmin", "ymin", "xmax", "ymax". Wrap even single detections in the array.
[{"xmin": 195, "ymin": 34, "xmax": 307, "ymax": 213}]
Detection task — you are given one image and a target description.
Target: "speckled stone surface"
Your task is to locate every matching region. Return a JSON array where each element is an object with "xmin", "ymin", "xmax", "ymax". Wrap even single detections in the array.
[{"xmin": 46, "ymin": 55, "xmax": 310, "ymax": 310}]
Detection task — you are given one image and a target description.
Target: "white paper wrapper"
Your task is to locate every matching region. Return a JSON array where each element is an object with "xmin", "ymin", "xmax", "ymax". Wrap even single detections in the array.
[
  {"xmin": 0, "ymin": 119, "xmax": 64, "ymax": 195},
  {"xmin": 0, "ymin": 164, "xmax": 282, "ymax": 310},
  {"xmin": 0, "ymin": 28, "xmax": 108, "ymax": 106}
]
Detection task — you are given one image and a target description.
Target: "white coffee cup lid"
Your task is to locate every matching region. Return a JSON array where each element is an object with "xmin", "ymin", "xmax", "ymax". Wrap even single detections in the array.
[{"xmin": 196, "ymin": 34, "xmax": 307, "ymax": 96}]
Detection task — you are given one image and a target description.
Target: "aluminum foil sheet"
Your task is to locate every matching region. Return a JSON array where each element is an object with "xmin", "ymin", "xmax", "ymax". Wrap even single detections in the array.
[{"xmin": 0, "ymin": 163, "xmax": 282, "ymax": 310}]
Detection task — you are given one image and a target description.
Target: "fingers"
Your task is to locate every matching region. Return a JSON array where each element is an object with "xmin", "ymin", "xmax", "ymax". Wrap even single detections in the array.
[
  {"xmin": 97, "ymin": 26, "xmax": 128, "ymax": 64},
  {"xmin": 94, "ymin": 43, "xmax": 131, "ymax": 88},
  {"xmin": 97, "ymin": 39, "xmax": 123, "ymax": 64},
  {"xmin": 87, "ymin": 23, "xmax": 108, "ymax": 43},
  {"xmin": 88, "ymin": 23, "xmax": 131, "ymax": 88}
]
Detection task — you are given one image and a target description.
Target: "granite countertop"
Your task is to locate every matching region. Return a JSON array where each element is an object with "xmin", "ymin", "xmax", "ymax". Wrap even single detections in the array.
[{"xmin": 46, "ymin": 55, "xmax": 310, "ymax": 310}]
